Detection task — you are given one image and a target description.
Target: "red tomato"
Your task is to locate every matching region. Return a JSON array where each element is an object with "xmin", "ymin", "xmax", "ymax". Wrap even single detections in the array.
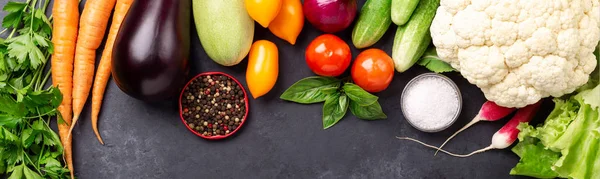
[
  {"xmin": 305, "ymin": 34, "xmax": 351, "ymax": 77},
  {"xmin": 351, "ymin": 48, "xmax": 394, "ymax": 93}
]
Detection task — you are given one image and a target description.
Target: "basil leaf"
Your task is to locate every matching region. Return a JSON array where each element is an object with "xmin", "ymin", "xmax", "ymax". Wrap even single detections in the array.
[
  {"xmin": 322, "ymin": 93, "xmax": 349, "ymax": 129},
  {"xmin": 280, "ymin": 76, "xmax": 340, "ymax": 104},
  {"xmin": 320, "ymin": 86, "xmax": 339, "ymax": 95},
  {"xmin": 343, "ymin": 83, "xmax": 378, "ymax": 106},
  {"xmin": 350, "ymin": 100, "xmax": 387, "ymax": 120}
]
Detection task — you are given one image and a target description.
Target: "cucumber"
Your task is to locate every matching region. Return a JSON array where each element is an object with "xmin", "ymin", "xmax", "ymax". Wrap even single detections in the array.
[
  {"xmin": 392, "ymin": 0, "xmax": 439, "ymax": 72},
  {"xmin": 192, "ymin": 0, "xmax": 254, "ymax": 66},
  {"xmin": 391, "ymin": 0, "xmax": 420, "ymax": 25},
  {"xmin": 351, "ymin": 0, "xmax": 392, "ymax": 49}
]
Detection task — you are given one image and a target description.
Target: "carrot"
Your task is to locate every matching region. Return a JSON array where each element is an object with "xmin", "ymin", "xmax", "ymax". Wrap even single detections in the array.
[
  {"xmin": 90, "ymin": 0, "xmax": 134, "ymax": 145},
  {"xmin": 51, "ymin": 0, "xmax": 79, "ymax": 178},
  {"xmin": 397, "ymin": 101, "xmax": 542, "ymax": 157},
  {"xmin": 434, "ymin": 101, "xmax": 515, "ymax": 155},
  {"xmin": 69, "ymin": 0, "xmax": 117, "ymax": 139}
]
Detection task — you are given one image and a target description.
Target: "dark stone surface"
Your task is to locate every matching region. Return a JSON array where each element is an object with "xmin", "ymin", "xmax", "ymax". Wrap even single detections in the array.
[{"xmin": 1, "ymin": 0, "xmax": 552, "ymax": 178}]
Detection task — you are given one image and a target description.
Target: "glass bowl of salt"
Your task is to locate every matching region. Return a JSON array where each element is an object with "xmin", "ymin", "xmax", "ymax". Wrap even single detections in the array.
[{"xmin": 400, "ymin": 73, "xmax": 462, "ymax": 133}]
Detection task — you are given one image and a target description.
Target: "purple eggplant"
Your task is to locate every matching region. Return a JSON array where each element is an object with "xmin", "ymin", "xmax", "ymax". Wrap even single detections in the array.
[{"xmin": 112, "ymin": 0, "xmax": 190, "ymax": 102}]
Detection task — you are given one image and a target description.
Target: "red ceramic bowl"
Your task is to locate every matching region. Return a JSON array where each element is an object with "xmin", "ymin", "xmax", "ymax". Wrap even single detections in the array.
[{"xmin": 178, "ymin": 72, "xmax": 249, "ymax": 140}]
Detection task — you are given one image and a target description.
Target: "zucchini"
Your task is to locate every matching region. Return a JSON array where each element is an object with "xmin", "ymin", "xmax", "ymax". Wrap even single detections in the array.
[
  {"xmin": 192, "ymin": 0, "xmax": 254, "ymax": 66},
  {"xmin": 351, "ymin": 0, "xmax": 392, "ymax": 49},
  {"xmin": 391, "ymin": 0, "xmax": 420, "ymax": 25},
  {"xmin": 392, "ymin": 0, "xmax": 439, "ymax": 72}
]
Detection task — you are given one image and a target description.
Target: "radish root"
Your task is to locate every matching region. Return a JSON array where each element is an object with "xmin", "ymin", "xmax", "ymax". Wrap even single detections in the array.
[
  {"xmin": 434, "ymin": 114, "xmax": 483, "ymax": 156},
  {"xmin": 396, "ymin": 137, "xmax": 495, "ymax": 158}
]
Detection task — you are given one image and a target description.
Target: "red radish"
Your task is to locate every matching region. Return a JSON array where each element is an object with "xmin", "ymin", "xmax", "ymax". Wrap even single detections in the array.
[
  {"xmin": 397, "ymin": 101, "xmax": 542, "ymax": 157},
  {"xmin": 434, "ymin": 101, "xmax": 515, "ymax": 155}
]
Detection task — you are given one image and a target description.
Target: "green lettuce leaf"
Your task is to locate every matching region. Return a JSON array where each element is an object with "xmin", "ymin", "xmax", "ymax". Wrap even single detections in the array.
[
  {"xmin": 552, "ymin": 91, "xmax": 600, "ymax": 179},
  {"xmin": 511, "ymin": 84, "xmax": 600, "ymax": 179},
  {"xmin": 515, "ymin": 98, "xmax": 580, "ymax": 151},
  {"xmin": 509, "ymin": 137, "xmax": 560, "ymax": 178}
]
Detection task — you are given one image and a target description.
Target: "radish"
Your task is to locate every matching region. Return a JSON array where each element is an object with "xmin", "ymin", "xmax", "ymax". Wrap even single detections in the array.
[
  {"xmin": 434, "ymin": 101, "xmax": 516, "ymax": 155},
  {"xmin": 397, "ymin": 101, "xmax": 542, "ymax": 157}
]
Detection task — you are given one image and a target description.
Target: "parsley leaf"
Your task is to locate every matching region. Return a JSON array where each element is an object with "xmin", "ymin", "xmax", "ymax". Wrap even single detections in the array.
[
  {"xmin": 0, "ymin": 1, "xmax": 71, "ymax": 178},
  {"xmin": 5, "ymin": 34, "xmax": 46, "ymax": 70},
  {"xmin": 0, "ymin": 126, "xmax": 19, "ymax": 141},
  {"xmin": 2, "ymin": 11, "xmax": 23, "ymax": 29},
  {"xmin": 1, "ymin": 2, "xmax": 26, "ymax": 29},
  {"xmin": 23, "ymin": 164, "xmax": 43, "ymax": 179},
  {"xmin": 7, "ymin": 164, "xmax": 24, "ymax": 179},
  {"xmin": 0, "ymin": 74, "xmax": 7, "ymax": 88},
  {"xmin": 2, "ymin": 2, "xmax": 26, "ymax": 12},
  {"xmin": 0, "ymin": 114, "xmax": 21, "ymax": 128},
  {"xmin": 42, "ymin": 159, "xmax": 69, "ymax": 179},
  {"xmin": 21, "ymin": 128, "xmax": 37, "ymax": 148},
  {"xmin": 23, "ymin": 87, "xmax": 62, "ymax": 115}
]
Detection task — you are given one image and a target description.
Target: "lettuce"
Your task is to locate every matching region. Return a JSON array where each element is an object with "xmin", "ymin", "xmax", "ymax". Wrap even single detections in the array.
[
  {"xmin": 510, "ymin": 84, "xmax": 600, "ymax": 179},
  {"xmin": 509, "ymin": 137, "xmax": 560, "ymax": 178}
]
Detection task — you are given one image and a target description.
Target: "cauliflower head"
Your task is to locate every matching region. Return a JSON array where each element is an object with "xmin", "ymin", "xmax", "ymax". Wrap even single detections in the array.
[{"xmin": 430, "ymin": 0, "xmax": 600, "ymax": 108}]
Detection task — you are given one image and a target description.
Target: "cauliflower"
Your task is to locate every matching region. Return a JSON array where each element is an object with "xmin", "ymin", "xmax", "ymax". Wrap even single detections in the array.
[{"xmin": 430, "ymin": 0, "xmax": 600, "ymax": 108}]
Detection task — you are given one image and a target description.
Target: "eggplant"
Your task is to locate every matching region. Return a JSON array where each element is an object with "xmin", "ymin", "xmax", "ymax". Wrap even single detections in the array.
[{"xmin": 112, "ymin": 0, "xmax": 190, "ymax": 102}]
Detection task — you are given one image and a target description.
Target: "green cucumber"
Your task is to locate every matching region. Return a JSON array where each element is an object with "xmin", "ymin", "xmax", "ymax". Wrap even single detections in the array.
[
  {"xmin": 392, "ymin": 0, "xmax": 439, "ymax": 72},
  {"xmin": 391, "ymin": 0, "xmax": 420, "ymax": 25},
  {"xmin": 351, "ymin": 0, "xmax": 392, "ymax": 49},
  {"xmin": 192, "ymin": 0, "xmax": 254, "ymax": 66}
]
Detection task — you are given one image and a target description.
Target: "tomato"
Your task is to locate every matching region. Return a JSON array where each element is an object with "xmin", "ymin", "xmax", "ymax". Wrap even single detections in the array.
[
  {"xmin": 245, "ymin": 0, "xmax": 282, "ymax": 28},
  {"xmin": 246, "ymin": 40, "xmax": 279, "ymax": 99},
  {"xmin": 268, "ymin": 0, "xmax": 304, "ymax": 45},
  {"xmin": 305, "ymin": 34, "xmax": 351, "ymax": 77},
  {"xmin": 351, "ymin": 48, "xmax": 394, "ymax": 93}
]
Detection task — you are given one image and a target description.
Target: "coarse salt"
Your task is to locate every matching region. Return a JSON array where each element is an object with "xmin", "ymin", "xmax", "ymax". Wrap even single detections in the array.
[{"xmin": 402, "ymin": 76, "xmax": 460, "ymax": 131}]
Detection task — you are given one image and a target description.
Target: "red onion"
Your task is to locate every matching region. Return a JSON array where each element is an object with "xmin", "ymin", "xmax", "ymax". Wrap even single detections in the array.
[{"xmin": 303, "ymin": 0, "xmax": 358, "ymax": 33}]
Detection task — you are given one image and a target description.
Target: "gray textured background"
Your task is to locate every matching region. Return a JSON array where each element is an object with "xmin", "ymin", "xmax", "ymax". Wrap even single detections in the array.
[{"xmin": 0, "ymin": 0, "xmax": 553, "ymax": 178}]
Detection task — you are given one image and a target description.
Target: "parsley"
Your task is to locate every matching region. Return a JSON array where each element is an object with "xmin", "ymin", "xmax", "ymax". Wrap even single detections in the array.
[{"xmin": 0, "ymin": 0, "xmax": 71, "ymax": 178}]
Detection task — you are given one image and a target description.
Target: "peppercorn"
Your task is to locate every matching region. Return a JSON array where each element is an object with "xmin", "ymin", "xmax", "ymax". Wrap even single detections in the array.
[{"xmin": 181, "ymin": 74, "xmax": 247, "ymax": 137}]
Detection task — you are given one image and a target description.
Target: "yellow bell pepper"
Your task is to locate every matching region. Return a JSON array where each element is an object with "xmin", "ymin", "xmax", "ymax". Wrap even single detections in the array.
[
  {"xmin": 246, "ymin": 40, "xmax": 279, "ymax": 99},
  {"xmin": 245, "ymin": 0, "xmax": 282, "ymax": 28},
  {"xmin": 268, "ymin": 0, "xmax": 303, "ymax": 45}
]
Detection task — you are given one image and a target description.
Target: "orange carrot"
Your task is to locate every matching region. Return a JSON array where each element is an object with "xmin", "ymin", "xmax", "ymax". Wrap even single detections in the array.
[
  {"xmin": 69, "ymin": 0, "xmax": 117, "ymax": 139},
  {"xmin": 91, "ymin": 0, "xmax": 134, "ymax": 145},
  {"xmin": 51, "ymin": 0, "xmax": 79, "ymax": 178}
]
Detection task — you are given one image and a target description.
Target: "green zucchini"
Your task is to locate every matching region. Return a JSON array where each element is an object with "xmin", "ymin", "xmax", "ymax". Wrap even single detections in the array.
[
  {"xmin": 391, "ymin": 0, "xmax": 420, "ymax": 25},
  {"xmin": 351, "ymin": 0, "xmax": 392, "ymax": 49},
  {"xmin": 192, "ymin": 0, "xmax": 254, "ymax": 66},
  {"xmin": 392, "ymin": 0, "xmax": 439, "ymax": 72}
]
